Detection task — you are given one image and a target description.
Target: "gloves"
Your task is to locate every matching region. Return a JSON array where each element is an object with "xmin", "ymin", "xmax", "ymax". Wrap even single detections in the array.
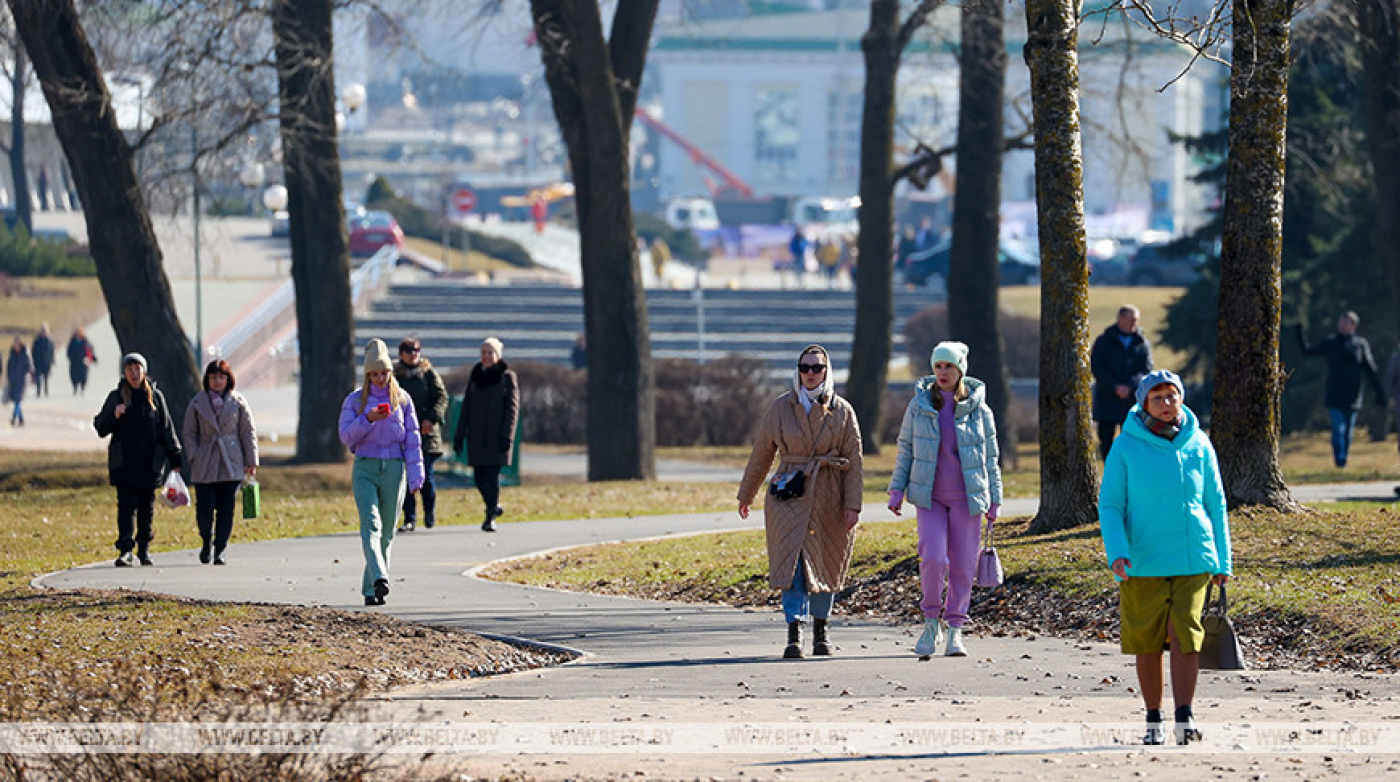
[
  {"xmin": 887, "ymin": 490, "xmax": 904, "ymax": 508},
  {"xmin": 986, "ymin": 503, "xmax": 1001, "ymax": 522}
]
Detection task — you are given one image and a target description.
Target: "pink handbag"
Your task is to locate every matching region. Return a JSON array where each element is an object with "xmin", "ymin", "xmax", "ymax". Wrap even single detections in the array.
[{"xmin": 974, "ymin": 519, "xmax": 1004, "ymax": 588}]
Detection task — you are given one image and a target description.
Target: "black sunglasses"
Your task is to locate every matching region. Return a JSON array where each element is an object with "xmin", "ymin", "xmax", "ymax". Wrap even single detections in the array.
[{"xmin": 797, "ymin": 363, "xmax": 827, "ymax": 374}]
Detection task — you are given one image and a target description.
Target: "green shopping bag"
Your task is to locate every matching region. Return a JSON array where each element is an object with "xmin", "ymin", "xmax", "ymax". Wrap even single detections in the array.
[{"xmin": 241, "ymin": 479, "xmax": 260, "ymax": 520}]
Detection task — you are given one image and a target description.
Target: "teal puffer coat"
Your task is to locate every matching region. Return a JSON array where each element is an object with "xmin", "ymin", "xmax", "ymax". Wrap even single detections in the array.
[
  {"xmin": 888, "ymin": 376, "xmax": 1003, "ymax": 516},
  {"xmin": 1098, "ymin": 405, "xmax": 1231, "ymax": 578}
]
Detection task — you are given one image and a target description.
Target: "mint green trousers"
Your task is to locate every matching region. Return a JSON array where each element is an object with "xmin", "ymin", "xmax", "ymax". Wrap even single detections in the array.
[{"xmin": 353, "ymin": 456, "xmax": 405, "ymax": 597}]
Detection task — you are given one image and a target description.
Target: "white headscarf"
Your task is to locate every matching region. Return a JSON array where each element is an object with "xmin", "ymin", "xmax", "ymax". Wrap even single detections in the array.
[{"xmin": 791, "ymin": 345, "xmax": 833, "ymax": 413}]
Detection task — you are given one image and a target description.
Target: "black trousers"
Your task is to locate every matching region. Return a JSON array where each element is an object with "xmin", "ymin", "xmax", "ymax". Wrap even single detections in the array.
[
  {"xmin": 473, "ymin": 464, "xmax": 502, "ymax": 513},
  {"xmin": 402, "ymin": 453, "xmax": 439, "ymax": 523},
  {"xmin": 195, "ymin": 480, "xmax": 241, "ymax": 551},
  {"xmin": 1097, "ymin": 418, "xmax": 1123, "ymax": 461},
  {"xmin": 115, "ymin": 484, "xmax": 155, "ymax": 554}
]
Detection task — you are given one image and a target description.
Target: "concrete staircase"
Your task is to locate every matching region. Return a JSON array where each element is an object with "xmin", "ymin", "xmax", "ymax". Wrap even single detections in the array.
[{"xmin": 355, "ymin": 282, "xmax": 945, "ymax": 377}]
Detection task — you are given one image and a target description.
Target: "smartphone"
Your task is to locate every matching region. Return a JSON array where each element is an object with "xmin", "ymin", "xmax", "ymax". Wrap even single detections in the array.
[{"xmin": 376, "ymin": 403, "xmax": 391, "ymax": 415}]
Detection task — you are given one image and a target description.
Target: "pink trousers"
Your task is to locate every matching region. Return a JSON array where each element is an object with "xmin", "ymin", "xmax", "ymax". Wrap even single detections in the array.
[{"xmin": 916, "ymin": 499, "xmax": 981, "ymax": 627}]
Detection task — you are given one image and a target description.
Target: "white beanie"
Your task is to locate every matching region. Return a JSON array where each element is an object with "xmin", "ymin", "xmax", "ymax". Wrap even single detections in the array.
[
  {"xmin": 931, "ymin": 341, "xmax": 969, "ymax": 375},
  {"xmin": 363, "ymin": 339, "xmax": 393, "ymax": 374}
]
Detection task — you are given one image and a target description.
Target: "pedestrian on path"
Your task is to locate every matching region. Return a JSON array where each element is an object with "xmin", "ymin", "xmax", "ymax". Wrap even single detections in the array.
[
  {"xmin": 6, "ymin": 337, "xmax": 32, "ymax": 426},
  {"xmin": 888, "ymin": 341, "xmax": 1003, "ymax": 659},
  {"xmin": 31, "ymin": 323, "xmax": 54, "ymax": 397},
  {"xmin": 1099, "ymin": 369, "xmax": 1230, "ymax": 746},
  {"xmin": 738, "ymin": 345, "xmax": 863, "ymax": 659},
  {"xmin": 1091, "ymin": 305, "xmax": 1153, "ymax": 460},
  {"xmin": 93, "ymin": 353, "xmax": 183, "ymax": 567},
  {"xmin": 339, "ymin": 339, "xmax": 425, "ymax": 607},
  {"xmin": 67, "ymin": 327, "xmax": 95, "ymax": 395},
  {"xmin": 394, "ymin": 337, "xmax": 447, "ymax": 532},
  {"xmin": 453, "ymin": 337, "xmax": 519, "ymax": 533},
  {"xmin": 1294, "ymin": 312, "xmax": 1386, "ymax": 468},
  {"xmin": 181, "ymin": 360, "xmax": 258, "ymax": 565}
]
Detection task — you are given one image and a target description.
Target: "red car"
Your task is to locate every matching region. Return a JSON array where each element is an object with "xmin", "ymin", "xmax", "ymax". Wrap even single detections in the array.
[{"xmin": 349, "ymin": 211, "xmax": 405, "ymax": 257}]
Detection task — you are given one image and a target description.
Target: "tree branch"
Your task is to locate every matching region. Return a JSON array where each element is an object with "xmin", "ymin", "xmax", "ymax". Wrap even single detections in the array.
[
  {"xmin": 897, "ymin": 0, "xmax": 945, "ymax": 51},
  {"xmin": 608, "ymin": 0, "xmax": 659, "ymax": 125}
]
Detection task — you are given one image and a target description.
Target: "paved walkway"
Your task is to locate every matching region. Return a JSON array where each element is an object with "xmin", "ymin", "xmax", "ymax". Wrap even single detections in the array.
[{"xmin": 36, "ymin": 489, "xmax": 1400, "ymax": 779}]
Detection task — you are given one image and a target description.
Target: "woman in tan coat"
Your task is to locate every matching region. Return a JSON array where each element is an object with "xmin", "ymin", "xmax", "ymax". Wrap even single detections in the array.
[
  {"xmin": 739, "ymin": 344, "xmax": 863, "ymax": 658},
  {"xmin": 181, "ymin": 360, "xmax": 258, "ymax": 565}
]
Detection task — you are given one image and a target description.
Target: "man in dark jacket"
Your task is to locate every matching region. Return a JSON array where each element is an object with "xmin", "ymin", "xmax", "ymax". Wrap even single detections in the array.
[
  {"xmin": 31, "ymin": 323, "xmax": 54, "ymax": 397},
  {"xmin": 394, "ymin": 338, "xmax": 448, "ymax": 531},
  {"xmin": 1295, "ymin": 312, "xmax": 1386, "ymax": 468},
  {"xmin": 1090, "ymin": 305, "xmax": 1154, "ymax": 459}
]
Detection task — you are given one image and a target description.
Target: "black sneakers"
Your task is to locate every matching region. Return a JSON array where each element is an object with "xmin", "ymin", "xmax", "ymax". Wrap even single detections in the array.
[{"xmin": 114, "ymin": 552, "xmax": 134, "ymax": 567}]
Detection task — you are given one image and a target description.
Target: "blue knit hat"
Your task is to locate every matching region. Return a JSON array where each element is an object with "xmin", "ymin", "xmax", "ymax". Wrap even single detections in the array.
[{"xmin": 1136, "ymin": 369, "xmax": 1184, "ymax": 408}]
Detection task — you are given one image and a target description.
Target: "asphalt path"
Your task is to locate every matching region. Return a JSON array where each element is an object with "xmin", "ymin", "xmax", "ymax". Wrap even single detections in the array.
[{"xmin": 35, "ymin": 486, "xmax": 1400, "ymax": 780}]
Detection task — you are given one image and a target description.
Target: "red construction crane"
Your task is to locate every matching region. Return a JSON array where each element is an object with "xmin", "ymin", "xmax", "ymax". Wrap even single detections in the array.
[{"xmin": 634, "ymin": 105, "xmax": 754, "ymax": 199}]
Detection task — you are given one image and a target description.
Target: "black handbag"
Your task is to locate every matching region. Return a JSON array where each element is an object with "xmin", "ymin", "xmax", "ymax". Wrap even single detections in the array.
[
  {"xmin": 1199, "ymin": 582, "xmax": 1247, "ymax": 670},
  {"xmin": 769, "ymin": 469, "xmax": 806, "ymax": 500}
]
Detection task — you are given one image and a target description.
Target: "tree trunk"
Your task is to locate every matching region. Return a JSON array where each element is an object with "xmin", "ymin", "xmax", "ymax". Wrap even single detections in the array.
[
  {"xmin": 1212, "ymin": 0, "xmax": 1298, "ymax": 509},
  {"xmin": 847, "ymin": 0, "xmax": 902, "ymax": 456},
  {"xmin": 1023, "ymin": 0, "xmax": 1098, "ymax": 533},
  {"xmin": 270, "ymin": 0, "xmax": 354, "ymax": 464},
  {"xmin": 532, "ymin": 0, "xmax": 658, "ymax": 480},
  {"xmin": 9, "ymin": 44, "xmax": 31, "ymax": 234},
  {"xmin": 1359, "ymin": 0, "xmax": 1400, "ymax": 336},
  {"xmin": 948, "ymin": 0, "xmax": 1016, "ymax": 469},
  {"xmin": 8, "ymin": 0, "xmax": 198, "ymax": 417}
]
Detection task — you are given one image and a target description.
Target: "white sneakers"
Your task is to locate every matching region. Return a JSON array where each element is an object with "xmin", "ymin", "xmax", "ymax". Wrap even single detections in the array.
[
  {"xmin": 945, "ymin": 626, "xmax": 967, "ymax": 657},
  {"xmin": 1144, "ymin": 723, "xmax": 1167, "ymax": 745},
  {"xmin": 914, "ymin": 620, "xmax": 968, "ymax": 657},
  {"xmin": 1175, "ymin": 718, "xmax": 1203, "ymax": 745},
  {"xmin": 914, "ymin": 619, "xmax": 944, "ymax": 656}
]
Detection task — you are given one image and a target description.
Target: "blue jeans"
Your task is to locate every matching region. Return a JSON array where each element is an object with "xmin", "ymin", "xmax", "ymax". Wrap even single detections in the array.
[
  {"xmin": 781, "ymin": 557, "xmax": 834, "ymax": 624},
  {"xmin": 1328, "ymin": 408, "xmax": 1358, "ymax": 467}
]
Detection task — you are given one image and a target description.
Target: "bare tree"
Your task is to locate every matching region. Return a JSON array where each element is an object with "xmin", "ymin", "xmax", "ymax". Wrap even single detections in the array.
[
  {"xmin": 1024, "ymin": 0, "xmax": 1099, "ymax": 533},
  {"xmin": 4, "ymin": 38, "xmax": 31, "ymax": 233},
  {"xmin": 948, "ymin": 0, "xmax": 1016, "ymax": 468},
  {"xmin": 847, "ymin": 0, "xmax": 941, "ymax": 455},
  {"xmin": 530, "ymin": 0, "xmax": 659, "ymax": 481},
  {"xmin": 1359, "ymin": 0, "xmax": 1400, "ymax": 335},
  {"xmin": 1211, "ymin": 0, "xmax": 1299, "ymax": 509},
  {"xmin": 7, "ymin": 0, "xmax": 199, "ymax": 417},
  {"xmin": 271, "ymin": 0, "xmax": 354, "ymax": 464}
]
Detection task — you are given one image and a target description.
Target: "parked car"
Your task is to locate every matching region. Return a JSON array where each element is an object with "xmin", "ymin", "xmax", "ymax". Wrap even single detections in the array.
[
  {"xmin": 1127, "ymin": 242, "xmax": 1205, "ymax": 286},
  {"xmin": 349, "ymin": 211, "xmax": 405, "ymax": 257},
  {"xmin": 904, "ymin": 238, "xmax": 1040, "ymax": 288}
]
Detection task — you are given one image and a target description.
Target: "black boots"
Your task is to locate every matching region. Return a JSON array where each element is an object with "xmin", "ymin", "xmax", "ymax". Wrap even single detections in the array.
[
  {"xmin": 813, "ymin": 619, "xmax": 832, "ymax": 656},
  {"xmin": 784, "ymin": 621, "xmax": 803, "ymax": 659},
  {"xmin": 212, "ymin": 548, "xmax": 227, "ymax": 566},
  {"xmin": 481, "ymin": 505, "xmax": 503, "ymax": 532},
  {"xmin": 199, "ymin": 541, "xmax": 212, "ymax": 564}
]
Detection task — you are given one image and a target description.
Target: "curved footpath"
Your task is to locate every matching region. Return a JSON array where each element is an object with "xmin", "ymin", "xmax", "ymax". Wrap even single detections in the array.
[{"xmin": 37, "ymin": 487, "xmax": 1400, "ymax": 781}]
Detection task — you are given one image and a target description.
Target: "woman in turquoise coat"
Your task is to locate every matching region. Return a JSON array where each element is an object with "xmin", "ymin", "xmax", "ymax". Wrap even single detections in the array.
[{"xmin": 1099, "ymin": 369, "xmax": 1230, "ymax": 747}]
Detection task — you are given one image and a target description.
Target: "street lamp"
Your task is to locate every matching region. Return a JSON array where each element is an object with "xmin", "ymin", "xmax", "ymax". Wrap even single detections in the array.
[
  {"xmin": 192, "ymin": 123, "xmax": 204, "ymax": 362},
  {"xmin": 263, "ymin": 184, "xmax": 288, "ymax": 212}
]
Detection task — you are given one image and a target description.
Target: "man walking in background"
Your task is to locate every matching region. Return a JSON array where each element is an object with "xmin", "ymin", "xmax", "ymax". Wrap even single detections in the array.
[
  {"xmin": 1295, "ymin": 312, "xmax": 1386, "ymax": 468},
  {"xmin": 1091, "ymin": 305, "xmax": 1154, "ymax": 459},
  {"xmin": 31, "ymin": 323, "xmax": 54, "ymax": 397}
]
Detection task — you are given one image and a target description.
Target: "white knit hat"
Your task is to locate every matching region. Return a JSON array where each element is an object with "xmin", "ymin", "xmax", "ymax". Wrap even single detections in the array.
[
  {"xmin": 363, "ymin": 339, "xmax": 393, "ymax": 374},
  {"xmin": 931, "ymin": 341, "xmax": 969, "ymax": 375}
]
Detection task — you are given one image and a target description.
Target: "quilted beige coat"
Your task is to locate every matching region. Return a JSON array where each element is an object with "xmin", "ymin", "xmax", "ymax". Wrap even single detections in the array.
[
  {"xmin": 738, "ymin": 391, "xmax": 863, "ymax": 591},
  {"xmin": 181, "ymin": 389, "xmax": 258, "ymax": 485}
]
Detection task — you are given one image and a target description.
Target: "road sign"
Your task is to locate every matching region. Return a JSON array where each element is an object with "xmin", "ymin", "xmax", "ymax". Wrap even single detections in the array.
[{"xmin": 451, "ymin": 188, "xmax": 477, "ymax": 213}]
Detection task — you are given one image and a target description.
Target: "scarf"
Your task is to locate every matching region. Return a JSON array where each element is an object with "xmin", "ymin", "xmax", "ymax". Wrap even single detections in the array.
[
  {"xmin": 1137, "ymin": 408, "xmax": 1182, "ymax": 441},
  {"xmin": 471, "ymin": 361, "xmax": 507, "ymax": 388}
]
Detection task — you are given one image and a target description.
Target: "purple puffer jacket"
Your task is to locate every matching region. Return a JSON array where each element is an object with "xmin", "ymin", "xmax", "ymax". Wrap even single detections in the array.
[{"xmin": 338, "ymin": 384, "xmax": 425, "ymax": 491}]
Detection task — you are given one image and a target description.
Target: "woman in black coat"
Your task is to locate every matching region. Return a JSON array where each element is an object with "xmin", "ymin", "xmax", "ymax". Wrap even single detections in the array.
[
  {"xmin": 453, "ymin": 337, "xmax": 519, "ymax": 532},
  {"xmin": 93, "ymin": 353, "xmax": 183, "ymax": 566}
]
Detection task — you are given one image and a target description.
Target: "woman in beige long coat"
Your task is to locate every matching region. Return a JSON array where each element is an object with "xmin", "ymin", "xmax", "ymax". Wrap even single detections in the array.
[
  {"xmin": 738, "ymin": 344, "xmax": 863, "ymax": 659},
  {"xmin": 182, "ymin": 360, "xmax": 258, "ymax": 565}
]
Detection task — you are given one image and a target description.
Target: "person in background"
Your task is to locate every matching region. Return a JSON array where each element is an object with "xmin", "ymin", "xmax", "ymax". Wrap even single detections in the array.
[
  {"xmin": 650, "ymin": 236, "xmax": 672, "ymax": 286},
  {"xmin": 1091, "ymin": 305, "xmax": 1154, "ymax": 459},
  {"xmin": 6, "ymin": 337, "xmax": 33, "ymax": 426},
  {"xmin": 887, "ymin": 341, "xmax": 1003, "ymax": 659},
  {"xmin": 67, "ymin": 327, "xmax": 95, "ymax": 395},
  {"xmin": 570, "ymin": 333, "xmax": 588, "ymax": 371},
  {"xmin": 394, "ymin": 338, "xmax": 447, "ymax": 532},
  {"xmin": 453, "ymin": 337, "xmax": 520, "ymax": 532},
  {"xmin": 182, "ymin": 360, "xmax": 258, "ymax": 565},
  {"xmin": 738, "ymin": 345, "xmax": 863, "ymax": 659},
  {"xmin": 94, "ymin": 353, "xmax": 182, "ymax": 567},
  {"xmin": 1099, "ymin": 369, "xmax": 1230, "ymax": 746},
  {"xmin": 1294, "ymin": 312, "xmax": 1386, "ymax": 468},
  {"xmin": 31, "ymin": 323, "xmax": 54, "ymax": 397},
  {"xmin": 338, "ymin": 339, "xmax": 425, "ymax": 606}
]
